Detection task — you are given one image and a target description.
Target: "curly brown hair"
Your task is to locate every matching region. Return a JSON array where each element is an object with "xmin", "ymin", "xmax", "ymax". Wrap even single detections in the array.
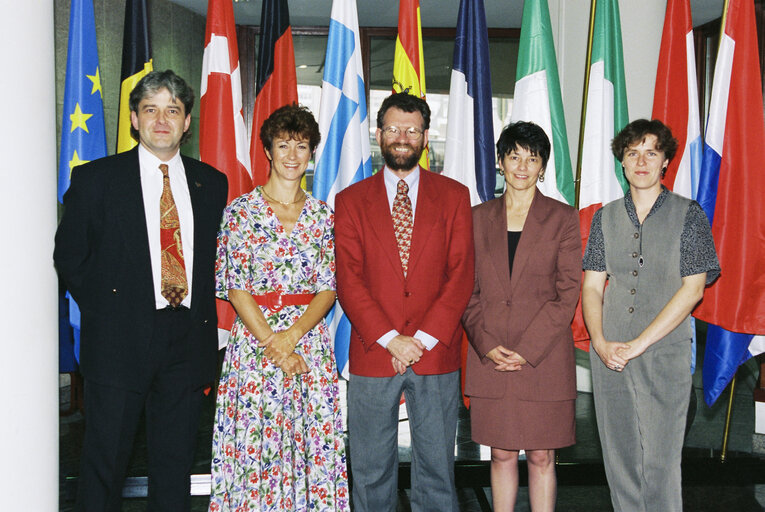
[
  {"xmin": 611, "ymin": 119, "xmax": 678, "ymax": 162},
  {"xmin": 259, "ymin": 103, "xmax": 321, "ymax": 152}
]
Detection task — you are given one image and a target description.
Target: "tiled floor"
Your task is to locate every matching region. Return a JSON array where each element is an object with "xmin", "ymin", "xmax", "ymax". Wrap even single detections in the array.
[{"xmin": 60, "ymin": 341, "xmax": 765, "ymax": 511}]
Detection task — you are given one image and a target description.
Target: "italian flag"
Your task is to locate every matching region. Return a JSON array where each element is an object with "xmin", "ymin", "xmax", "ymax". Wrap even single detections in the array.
[
  {"xmin": 575, "ymin": 0, "xmax": 629, "ymax": 350},
  {"xmin": 510, "ymin": 0, "xmax": 574, "ymax": 206},
  {"xmin": 579, "ymin": 0, "xmax": 629, "ymax": 223}
]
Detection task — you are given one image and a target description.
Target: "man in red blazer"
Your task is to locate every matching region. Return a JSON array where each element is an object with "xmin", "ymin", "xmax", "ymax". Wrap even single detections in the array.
[{"xmin": 335, "ymin": 92, "xmax": 474, "ymax": 512}]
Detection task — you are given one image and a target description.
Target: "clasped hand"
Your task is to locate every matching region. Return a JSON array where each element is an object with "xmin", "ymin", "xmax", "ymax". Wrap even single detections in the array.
[
  {"xmin": 259, "ymin": 330, "xmax": 299, "ymax": 365},
  {"xmin": 486, "ymin": 345, "xmax": 526, "ymax": 372},
  {"xmin": 259, "ymin": 330, "xmax": 307, "ymax": 377},
  {"xmin": 388, "ymin": 335, "xmax": 425, "ymax": 375},
  {"xmin": 593, "ymin": 338, "xmax": 648, "ymax": 372}
]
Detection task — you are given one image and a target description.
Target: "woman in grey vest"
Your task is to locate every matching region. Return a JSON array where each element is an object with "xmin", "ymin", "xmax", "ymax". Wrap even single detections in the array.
[{"xmin": 582, "ymin": 119, "xmax": 719, "ymax": 512}]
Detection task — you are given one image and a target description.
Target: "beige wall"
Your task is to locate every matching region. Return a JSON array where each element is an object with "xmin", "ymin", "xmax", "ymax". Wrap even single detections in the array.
[
  {"xmin": 549, "ymin": 0, "xmax": 666, "ymax": 167},
  {"xmin": 54, "ymin": 0, "xmax": 207, "ymax": 158}
]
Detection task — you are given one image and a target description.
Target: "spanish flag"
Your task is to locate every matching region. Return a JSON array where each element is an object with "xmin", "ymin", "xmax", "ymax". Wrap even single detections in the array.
[
  {"xmin": 116, "ymin": 0, "xmax": 153, "ymax": 153},
  {"xmin": 393, "ymin": 0, "xmax": 428, "ymax": 169},
  {"xmin": 249, "ymin": 0, "xmax": 298, "ymax": 187}
]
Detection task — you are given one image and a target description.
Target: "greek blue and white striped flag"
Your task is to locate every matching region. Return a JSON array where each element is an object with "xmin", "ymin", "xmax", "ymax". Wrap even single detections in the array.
[{"xmin": 313, "ymin": 0, "xmax": 373, "ymax": 379}]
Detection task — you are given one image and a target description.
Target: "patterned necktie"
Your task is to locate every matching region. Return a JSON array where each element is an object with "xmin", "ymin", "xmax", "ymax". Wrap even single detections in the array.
[
  {"xmin": 159, "ymin": 164, "xmax": 188, "ymax": 306},
  {"xmin": 392, "ymin": 179, "xmax": 414, "ymax": 276}
]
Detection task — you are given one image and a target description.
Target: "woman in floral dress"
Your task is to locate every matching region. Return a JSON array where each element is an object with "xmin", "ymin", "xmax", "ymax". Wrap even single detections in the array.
[{"xmin": 209, "ymin": 104, "xmax": 349, "ymax": 511}]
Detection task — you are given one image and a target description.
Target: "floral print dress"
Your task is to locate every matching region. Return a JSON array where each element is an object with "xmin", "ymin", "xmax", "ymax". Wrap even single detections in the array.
[{"xmin": 209, "ymin": 187, "xmax": 349, "ymax": 512}]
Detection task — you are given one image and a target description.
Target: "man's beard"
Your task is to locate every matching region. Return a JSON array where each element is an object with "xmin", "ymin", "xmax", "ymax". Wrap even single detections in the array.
[{"xmin": 381, "ymin": 139, "xmax": 424, "ymax": 171}]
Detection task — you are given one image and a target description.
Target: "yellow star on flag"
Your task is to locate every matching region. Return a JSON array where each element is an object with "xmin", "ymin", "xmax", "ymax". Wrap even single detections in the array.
[
  {"xmin": 70, "ymin": 103, "xmax": 93, "ymax": 133},
  {"xmin": 69, "ymin": 150, "xmax": 90, "ymax": 177},
  {"xmin": 87, "ymin": 67, "xmax": 103, "ymax": 98}
]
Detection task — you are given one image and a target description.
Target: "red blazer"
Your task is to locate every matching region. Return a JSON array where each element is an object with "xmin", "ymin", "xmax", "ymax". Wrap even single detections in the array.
[
  {"xmin": 462, "ymin": 191, "xmax": 581, "ymax": 401},
  {"xmin": 335, "ymin": 170, "xmax": 474, "ymax": 377}
]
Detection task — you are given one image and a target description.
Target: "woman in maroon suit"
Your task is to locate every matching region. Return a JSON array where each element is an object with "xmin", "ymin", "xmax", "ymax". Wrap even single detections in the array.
[{"xmin": 462, "ymin": 122, "xmax": 581, "ymax": 511}]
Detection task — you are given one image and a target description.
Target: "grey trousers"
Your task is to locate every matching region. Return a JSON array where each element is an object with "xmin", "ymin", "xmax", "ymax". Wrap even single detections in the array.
[
  {"xmin": 348, "ymin": 368, "xmax": 460, "ymax": 512},
  {"xmin": 590, "ymin": 340, "xmax": 691, "ymax": 512}
]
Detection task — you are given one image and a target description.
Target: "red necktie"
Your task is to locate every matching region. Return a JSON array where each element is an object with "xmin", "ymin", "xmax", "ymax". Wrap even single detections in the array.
[
  {"xmin": 159, "ymin": 164, "xmax": 188, "ymax": 306},
  {"xmin": 392, "ymin": 179, "xmax": 413, "ymax": 276}
]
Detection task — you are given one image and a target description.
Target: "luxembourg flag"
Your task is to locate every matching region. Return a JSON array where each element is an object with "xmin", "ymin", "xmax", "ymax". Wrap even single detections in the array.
[
  {"xmin": 695, "ymin": 0, "xmax": 765, "ymax": 406},
  {"xmin": 313, "ymin": 0, "xmax": 373, "ymax": 378},
  {"xmin": 509, "ymin": 0, "xmax": 574, "ymax": 206},
  {"xmin": 651, "ymin": 0, "xmax": 702, "ymax": 199},
  {"xmin": 442, "ymin": 0, "xmax": 495, "ymax": 205},
  {"xmin": 200, "ymin": 0, "xmax": 253, "ymax": 348},
  {"xmin": 651, "ymin": 0, "xmax": 703, "ymax": 371},
  {"xmin": 578, "ymin": 0, "xmax": 629, "ymax": 230}
]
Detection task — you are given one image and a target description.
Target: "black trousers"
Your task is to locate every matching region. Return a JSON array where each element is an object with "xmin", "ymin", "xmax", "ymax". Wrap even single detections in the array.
[{"xmin": 76, "ymin": 308, "xmax": 205, "ymax": 512}]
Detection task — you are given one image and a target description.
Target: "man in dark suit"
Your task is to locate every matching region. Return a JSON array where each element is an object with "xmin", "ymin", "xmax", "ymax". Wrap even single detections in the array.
[
  {"xmin": 54, "ymin": 70, "xmax": 227, "ymax": 511},
  {"xmin": 335, "ymin": 93, "xmax": 474, "ymax": 512}
]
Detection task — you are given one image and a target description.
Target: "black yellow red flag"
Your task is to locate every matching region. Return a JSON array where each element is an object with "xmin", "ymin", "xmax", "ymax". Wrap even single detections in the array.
[
  {"xmin": 249, "ymin": 0, "xmax": 298, "ymax": 187},
  {"xmin": 117, "ymin": 0, "xmax": 153, "ymax": 153}
]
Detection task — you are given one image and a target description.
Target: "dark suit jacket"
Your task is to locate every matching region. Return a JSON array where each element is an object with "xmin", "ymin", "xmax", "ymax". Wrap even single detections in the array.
[
  {"xmin": 335, "ymin": 169, "xmax": 474, "ymax": 377},
  {"xmin": 54, "ymin": 148, "xmax": 227, "ymax": 391},
  {"xmin": 462, "ymin": 191, "xmax": 581, "ymax": 401}
]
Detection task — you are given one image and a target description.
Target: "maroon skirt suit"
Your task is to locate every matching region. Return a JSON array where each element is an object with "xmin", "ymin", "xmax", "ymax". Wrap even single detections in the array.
[{"xmin": 462, "ymin": 191, "xmax": 581, "ymax": 449}]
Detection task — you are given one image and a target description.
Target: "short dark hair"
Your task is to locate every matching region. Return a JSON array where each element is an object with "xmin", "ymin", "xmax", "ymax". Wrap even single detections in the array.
[
  {"xmin": 129, "ymin": 70, "xmax": 195, "ymax": 143},
  {"xmin": 496, "ymin": 121, "xmax": 551, "ymax": 169},
  {"xmin": 376, "ymin": 92, "xmax": 431, "ymax": 130},
  {"xmin": 259, "ymin": 103, "xmax": 321, "ymax": 152},
  {"xmin": 611, "ymin": 119, "xmax": 678, "ymax": 162}
]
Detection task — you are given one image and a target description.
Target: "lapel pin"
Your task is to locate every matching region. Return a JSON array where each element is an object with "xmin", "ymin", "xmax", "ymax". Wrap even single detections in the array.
[{"xmin": 195, "ymin": 181, "xmax": 202, "ymax": 188}]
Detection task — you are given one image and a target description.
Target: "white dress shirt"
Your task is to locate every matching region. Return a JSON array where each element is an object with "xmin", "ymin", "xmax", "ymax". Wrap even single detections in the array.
[
  {"xmin": 138, "ymin": 144, "xmax": 195, "ymax": 309},
  {"xmin": 376, "ymin": 166, "xmax": 438, "ymax": 351}
]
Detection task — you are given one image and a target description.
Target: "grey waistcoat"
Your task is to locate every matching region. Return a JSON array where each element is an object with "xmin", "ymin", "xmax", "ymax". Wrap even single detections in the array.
[{"xmin": 601, "ymin": 192, "xmax": 692, "ymax": 350}]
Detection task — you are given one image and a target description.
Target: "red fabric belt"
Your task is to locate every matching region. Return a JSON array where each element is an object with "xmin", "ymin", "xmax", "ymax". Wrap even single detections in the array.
[{"xmin": 252, "ymin": 291, "xmax": 315, "ymax": 313}]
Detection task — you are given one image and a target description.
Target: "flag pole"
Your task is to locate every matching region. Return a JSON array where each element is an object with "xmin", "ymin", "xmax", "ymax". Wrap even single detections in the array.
[
  {"xmin": 720, "ymin": 373, "xmax": 736, "ymax": 462},
  {"xmin": 711, "ymin": 0, "xmax": 733, "ymax": 465},
  {"xmin": 717, "ymin": 0, "xmax": 731, "ymax": 52},
  {"xmin": 574, "ymin": 0, "xmax": 598, "ymax": 209}
]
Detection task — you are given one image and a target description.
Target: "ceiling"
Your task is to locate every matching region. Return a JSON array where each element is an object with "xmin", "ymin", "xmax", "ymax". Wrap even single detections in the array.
[{"xmin": 170, "ymin": 0, "xmax": 726, "ymax": 29}]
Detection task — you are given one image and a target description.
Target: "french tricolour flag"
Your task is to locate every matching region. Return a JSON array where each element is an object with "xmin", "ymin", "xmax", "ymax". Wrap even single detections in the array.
[
  {"xmin": 313, "ymin": 0, "xmax": 373, "ymax": 378},
  {"xmin": 695, "ymin": 0, "xmax": 765, "ymax": 406},
  {"xmin": 442, "ymin": 0, "xmax": 495, "ymax": 205}
]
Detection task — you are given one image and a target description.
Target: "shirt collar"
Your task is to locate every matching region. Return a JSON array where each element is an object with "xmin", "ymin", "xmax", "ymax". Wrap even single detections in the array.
[
  {"xmin": 623, "ymin": 186, "xmax": 669, "ymax": 227},
  {"xmin": 138, "ymin": 144, "xmax": 183, "ymax": 174},
  {"xmin": 383, "ymin": 165, "xmax": 420, "ymax": 191}
]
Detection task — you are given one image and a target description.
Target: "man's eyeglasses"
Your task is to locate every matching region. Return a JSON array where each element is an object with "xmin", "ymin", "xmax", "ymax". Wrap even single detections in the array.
[{"xmin": 381, "ymin": 126, "xmax": 424, "ymax": 140}]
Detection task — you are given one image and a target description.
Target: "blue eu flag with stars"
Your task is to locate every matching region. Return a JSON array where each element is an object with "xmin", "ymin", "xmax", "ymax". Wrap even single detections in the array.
[{"xmin": 58, "ymin": 0, "xmax": 107, "ymax": 370}]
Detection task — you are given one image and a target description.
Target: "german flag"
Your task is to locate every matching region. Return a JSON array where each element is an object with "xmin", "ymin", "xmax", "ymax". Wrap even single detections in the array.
[
  {"xmin": 393, "ymin": 0, "xmax": 428, "ymax": 169},
  {"xmin": 249, "ymin": 0, "xmax": 298, "ymax": 187},
  {"xmin": 116, "ymin": 0, "xmax": 153, "ymax": 153}
]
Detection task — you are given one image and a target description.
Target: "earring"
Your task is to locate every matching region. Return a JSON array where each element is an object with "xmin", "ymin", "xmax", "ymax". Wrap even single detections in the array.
[
  {"xmin": 498, "ymin": 169, "xmax": 505, "ymax": 176},
  {"xmin": 538, "ymin": 171, "xmax": 545, "ymax": 183}
]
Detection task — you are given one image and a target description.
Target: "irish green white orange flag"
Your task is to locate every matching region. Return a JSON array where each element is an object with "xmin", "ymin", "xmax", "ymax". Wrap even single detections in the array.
[
  {"xmin": 510, "ymin": 0, "xmax": 574, "ymax": 206},
  {"xmin": 579, "ymin": 0, "xmax": 629, "ymax": 221},
  {"xmin": 393, "ymin": 0, "xmax": 428, "ymax": 169}
]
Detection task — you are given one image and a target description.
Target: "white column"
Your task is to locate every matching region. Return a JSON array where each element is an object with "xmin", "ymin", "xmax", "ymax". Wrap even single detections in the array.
[{"xmin": 0, "ymin": 2, "xmax": 58, "ymax": 509}]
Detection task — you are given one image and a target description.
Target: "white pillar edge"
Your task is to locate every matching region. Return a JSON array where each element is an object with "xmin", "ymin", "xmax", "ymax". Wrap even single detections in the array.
[{"xmin": 0, "ymin": 2, "xmax": 58, "ymax": 508}]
